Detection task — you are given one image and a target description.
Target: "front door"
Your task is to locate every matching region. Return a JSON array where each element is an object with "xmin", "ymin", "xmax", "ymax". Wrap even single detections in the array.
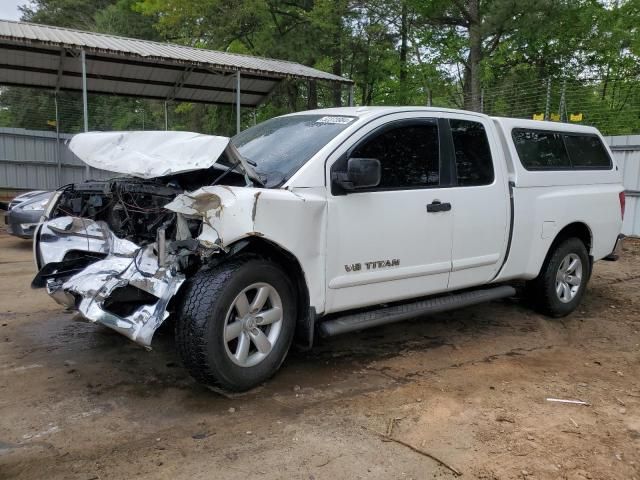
[{"xmin": 324, "ymin": 114, "xmax": 454, "ymax": 314}]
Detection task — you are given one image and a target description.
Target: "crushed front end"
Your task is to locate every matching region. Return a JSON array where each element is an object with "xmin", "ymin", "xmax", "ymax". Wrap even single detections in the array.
[
  {"xmin": 31, "ymin": 130, "xmax": 281, "ymax": 350},
  {"xmin": 32, "ymin": 177, "xmax": 226, "ymax": 347}
]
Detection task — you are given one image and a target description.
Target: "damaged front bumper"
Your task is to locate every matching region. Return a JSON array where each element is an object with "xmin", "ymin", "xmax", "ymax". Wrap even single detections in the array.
[{"xmin": 33, "ymin": 216, "xmax": 185, "ymax": 348}]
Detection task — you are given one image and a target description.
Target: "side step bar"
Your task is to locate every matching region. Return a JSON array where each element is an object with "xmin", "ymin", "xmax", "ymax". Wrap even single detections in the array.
[{"xmin": 318, "ymin": 285, "xmax": 516, "ymax": 337}]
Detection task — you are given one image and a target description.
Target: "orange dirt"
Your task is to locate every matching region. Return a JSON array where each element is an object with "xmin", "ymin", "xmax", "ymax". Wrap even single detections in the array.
[{"xmin": 0, "ymin": 222, "xmax": 638, "ymax": 479}]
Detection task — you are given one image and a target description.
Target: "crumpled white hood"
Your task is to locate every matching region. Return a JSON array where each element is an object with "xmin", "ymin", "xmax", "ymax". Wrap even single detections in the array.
[{"xmin": 68, "ymin": 131, "xmax": 230, "ymax": 179}]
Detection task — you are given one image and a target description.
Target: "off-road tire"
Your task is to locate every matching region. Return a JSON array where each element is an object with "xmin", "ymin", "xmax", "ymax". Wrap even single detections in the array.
[
  {"xmin": 176, "ymin": 255, "xmax": 296, "ymax": 391},
  {"xmin": 527, "ymin": 237, "xmax": 590, "ymax": 317}
]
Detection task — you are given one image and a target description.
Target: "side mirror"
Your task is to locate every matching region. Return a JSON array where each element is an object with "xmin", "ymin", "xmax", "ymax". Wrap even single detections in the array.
[{"xmin": 332, "ymin": 157, "xmax": 381, "ymax": 192}]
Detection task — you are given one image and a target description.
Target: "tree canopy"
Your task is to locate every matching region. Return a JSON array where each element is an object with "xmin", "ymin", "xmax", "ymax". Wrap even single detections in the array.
[{"xmin": 1, "ymin": 0, "xmax": 638, "ymax": 135}]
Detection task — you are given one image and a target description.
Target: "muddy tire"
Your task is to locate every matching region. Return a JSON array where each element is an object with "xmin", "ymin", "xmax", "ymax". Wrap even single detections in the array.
[
  {"xmin": 176, "ymin": 256, "xmax": 296, "ymax": 391},
  {"xmin": 527, "ymin": 237, "xmax": 590, "ymax": 317}
]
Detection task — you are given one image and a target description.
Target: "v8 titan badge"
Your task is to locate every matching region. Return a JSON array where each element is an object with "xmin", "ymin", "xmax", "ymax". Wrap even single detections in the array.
[{"xmin": 345, "ymin": 259, "xmax": 400, "ymax": 272}]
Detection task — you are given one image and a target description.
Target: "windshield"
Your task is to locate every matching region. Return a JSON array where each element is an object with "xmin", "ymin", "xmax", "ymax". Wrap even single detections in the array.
[{"xmin": 231, "ymin": 114, "xmax": 357, "ymax": 186}]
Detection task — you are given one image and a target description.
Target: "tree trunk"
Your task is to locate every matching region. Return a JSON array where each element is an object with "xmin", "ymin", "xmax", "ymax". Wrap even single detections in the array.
[
  {"xmin": 286, "ymin": 81, "xmax": 299, "ymax": 112},
  {"xmin": 308, "ymin": 80, "xmax": 318, "ymax": 110},
  {"xmin": 329, "ymin": 0, "xmax": 345, "ymax": 107},
  {"xmin": 462, "ymin": 64, "xmax": 472, "ymax": 108},
  {"xmin": 399, "ymin": 2, "xmax": 409, "ymax": 104},
  {"xmin": 465, "ymin": 0, "xmax": 482, "ymax": 111},
  {"xmin": 365, "ymin": 82, "xmax": 374, "ymax": 105},
  {"xmin": 332, "ymin": 58, "xmax": 342, "ymax": 107}
]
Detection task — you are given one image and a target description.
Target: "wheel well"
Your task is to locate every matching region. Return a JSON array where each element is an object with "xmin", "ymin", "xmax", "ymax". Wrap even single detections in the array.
[
  {"xmin": 536, "ymin": 222, "xmax": 593, "ymax": 280},
  {"xmin": 231, "ymin": 237, "xmax": 314, "ymax": 348},
  {"xmin": 552, "ymin": 222, "xmax": 592, "ymax": 254},
  {"xmin": 538, "ymin": 222, "xmax": 593, "ymax": 284}
]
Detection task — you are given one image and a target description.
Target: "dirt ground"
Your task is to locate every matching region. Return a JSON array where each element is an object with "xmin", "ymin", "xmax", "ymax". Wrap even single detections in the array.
[{"xmin": 0, "ymin": 220, "xmax": 639, "ymax": 480}]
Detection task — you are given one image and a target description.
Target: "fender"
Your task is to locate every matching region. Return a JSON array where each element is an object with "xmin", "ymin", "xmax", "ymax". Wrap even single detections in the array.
[{"xmin": 165, "ymin": 185, "xmax": 328, "ymax": 314}]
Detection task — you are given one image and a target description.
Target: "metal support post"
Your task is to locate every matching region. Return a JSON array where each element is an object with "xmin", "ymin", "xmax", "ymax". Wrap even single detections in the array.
[
  {"xmin": 54, "ymin": 93, "xmax": 61, "ymax": 186},
  {"xmin": 544, "ymin": 78, "xmax": 552, "ymax": 120},
  {"xmin": 81, "ymin": 49, "xmax": 89, "ymax": 177},
  {"xmin": 164, "ymin": 101, "xmax": 168, "ymax": 130},
  {"xmin": 558, "ymin": 79, "xmax": 566, "ymax": 122},
  {"xmin": 236, "ymin": 71, "xmax": 241, "ymax": 134},
  {"xmin": 81, "ymin": 50, "xmax": 88, "ymax": 132}
]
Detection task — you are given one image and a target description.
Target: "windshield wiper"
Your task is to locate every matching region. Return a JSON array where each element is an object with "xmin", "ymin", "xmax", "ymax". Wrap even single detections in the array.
[
  {"xmin": 210, "ymin": 161, "xmax": 268, "ymax": 187},
  {"xmin": 225, "ymin": 143, "xmax": 265, "ymax": 187},
  {"xmin": 240, "ymin": 157, "xmax": 269, "ymax": 185},
  {"xmin": 210, "ymin": 161, "xmax": 242, "ymax": 186}
]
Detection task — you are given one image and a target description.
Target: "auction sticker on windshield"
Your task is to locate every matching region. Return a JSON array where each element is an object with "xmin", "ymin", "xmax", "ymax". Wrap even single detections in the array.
[{"xmin": 316, "ymin": 116, "xmax": 355, "ymax": 125}]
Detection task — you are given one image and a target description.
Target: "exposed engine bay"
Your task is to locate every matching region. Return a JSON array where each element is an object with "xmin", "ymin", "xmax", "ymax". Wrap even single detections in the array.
[
  {"xmin": 51, "ymin": 178, "xmax": 184, "ymax": 245},
  {"xmin": 31, "ymin": 131, "xmax": 259, "ymax": 348}
]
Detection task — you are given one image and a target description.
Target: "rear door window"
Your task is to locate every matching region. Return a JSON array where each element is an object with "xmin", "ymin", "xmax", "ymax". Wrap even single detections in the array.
[
  {"xmin": 564, "ymin": 135, "xmax": 612, "ymax": 168},
  {"xmin": 512, "ymin": 129, "xmax": 571, "ymax": 170},
  {"xmin": 450, "ymin": 119, "xmax": 494, "ymax": 186}
]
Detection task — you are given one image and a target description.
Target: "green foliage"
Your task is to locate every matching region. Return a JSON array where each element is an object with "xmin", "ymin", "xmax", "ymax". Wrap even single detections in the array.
[
  {"xmin": 0, "ymin": 0, "xmax": 638, "ymax": 136},
  {"xmin": 20, "ymin": 0, "xmax": 114, "ymax": 29},
  {"xmin": 95, "ymin": 0, "xmax": 161, "ymax": 39}
]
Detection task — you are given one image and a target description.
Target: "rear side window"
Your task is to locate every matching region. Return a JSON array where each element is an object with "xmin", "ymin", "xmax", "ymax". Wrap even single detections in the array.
[
  {"xmin": 351, "ymin": 123, "xmax": 439, "ymax": 189},
  {"xmin": 512, "ymin": 129, "xmax": 571, "ymax": 169},
  {"xmin": 564, "ymin": 135, "xmax": 612, "ymax": 168},
  {"xmin": 512, "ymin": 128, "xmax": 612, "ymax": 171},
  {"xmin": 450, "ymin": 119, "xmax": 494, "ymax": 186}
]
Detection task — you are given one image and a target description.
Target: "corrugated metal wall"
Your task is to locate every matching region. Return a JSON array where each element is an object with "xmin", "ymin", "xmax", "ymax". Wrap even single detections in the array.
[
  {"xmin": 1, "ymin": 127, "xmax": 639, "ymax": 235},
  {"xmin": 605, "ymin": 134, "xmax": 640, "ymax": 236},
  {"xmin": 0, "ymin": 127, "xmax": 111, "ymax": 192}
]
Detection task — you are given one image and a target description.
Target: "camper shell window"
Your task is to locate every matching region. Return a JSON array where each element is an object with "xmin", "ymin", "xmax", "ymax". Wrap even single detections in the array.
[{"xmin": 512, "ymin": 128, "xmax": 612, "ymax": 171}]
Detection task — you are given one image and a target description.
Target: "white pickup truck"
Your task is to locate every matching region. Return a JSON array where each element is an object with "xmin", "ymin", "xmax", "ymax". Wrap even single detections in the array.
[{"xmin": 32, "ymin": 107, "xmax": 625, "ymax": 391}]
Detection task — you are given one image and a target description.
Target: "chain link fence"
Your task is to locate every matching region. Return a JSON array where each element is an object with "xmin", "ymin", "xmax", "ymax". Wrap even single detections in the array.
[
  {"xmin": 0, "ymin": 88, "xmax": 240, "ymax": 136},
  {"xmin": 0, "ymin": 75, "xmax": 639, "ymax": 200},
  {"xmin": 0, "ymin": 74, "xmax": 638, "ymax": 137},
  {"xmin": 0, "ymin": 79, "xmax": 346, "ymax": 138},
  {"xmin": 467, "ymin": 76, "xmax": 640, "ymax": 136}
]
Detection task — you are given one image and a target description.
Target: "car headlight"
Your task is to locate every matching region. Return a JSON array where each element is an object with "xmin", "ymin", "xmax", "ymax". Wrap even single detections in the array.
[
  {"xmin": 20, "ymin": 197, "xmax": 52, "ymax": 211},
  {"xmin": 43, "ymin": 191, "xmax": 63, "ymax": 219}
]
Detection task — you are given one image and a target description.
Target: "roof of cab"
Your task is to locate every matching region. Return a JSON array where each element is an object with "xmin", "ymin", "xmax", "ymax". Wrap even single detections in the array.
[
  {"xmin": 284, "ymin": 107, "xmax": 605, "ymax": 136},
  {"xmin": 284, "ymin": 106, "xmax": 491, "ymax": 121}
]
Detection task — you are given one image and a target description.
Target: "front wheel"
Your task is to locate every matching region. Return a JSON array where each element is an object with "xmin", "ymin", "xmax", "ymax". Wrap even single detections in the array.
[
  {"xmin": 527, "ymin": 237, "xmax": 590, "ymax": 317},
  {"xmin": 176, "ymin": 256, "xmax": 296, "ymax": 391}
]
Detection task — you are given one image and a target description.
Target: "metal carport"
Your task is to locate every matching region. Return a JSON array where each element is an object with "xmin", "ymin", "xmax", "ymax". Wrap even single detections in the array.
[{"xmin": 0, "ymin": 19, "xmax": 353, "ymax": 135}]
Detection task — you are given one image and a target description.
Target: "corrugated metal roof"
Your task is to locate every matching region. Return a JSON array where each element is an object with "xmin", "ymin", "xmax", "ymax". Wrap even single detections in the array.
[
  {"xmin": 0, "ymin": 19, "xmax": 351, "ymax": 107},
  {"xmin": 0, "ymin": 19, "xmax": 350, "ymax": 83}
]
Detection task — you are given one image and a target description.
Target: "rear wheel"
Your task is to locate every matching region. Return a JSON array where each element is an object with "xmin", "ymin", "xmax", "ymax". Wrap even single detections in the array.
[
  {"xmin": 527, "ymin": 237, "xmax": 589, "ymax": 317},
  {"xmin": 176, "ymin": 256, "xmax": 296, "ymax": 391}
]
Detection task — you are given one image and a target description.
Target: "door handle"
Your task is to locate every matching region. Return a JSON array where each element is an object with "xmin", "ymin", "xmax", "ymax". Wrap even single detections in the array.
[{"xmin": 426, "ymin": 200, "xmax": 451, "ymax": 213}]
